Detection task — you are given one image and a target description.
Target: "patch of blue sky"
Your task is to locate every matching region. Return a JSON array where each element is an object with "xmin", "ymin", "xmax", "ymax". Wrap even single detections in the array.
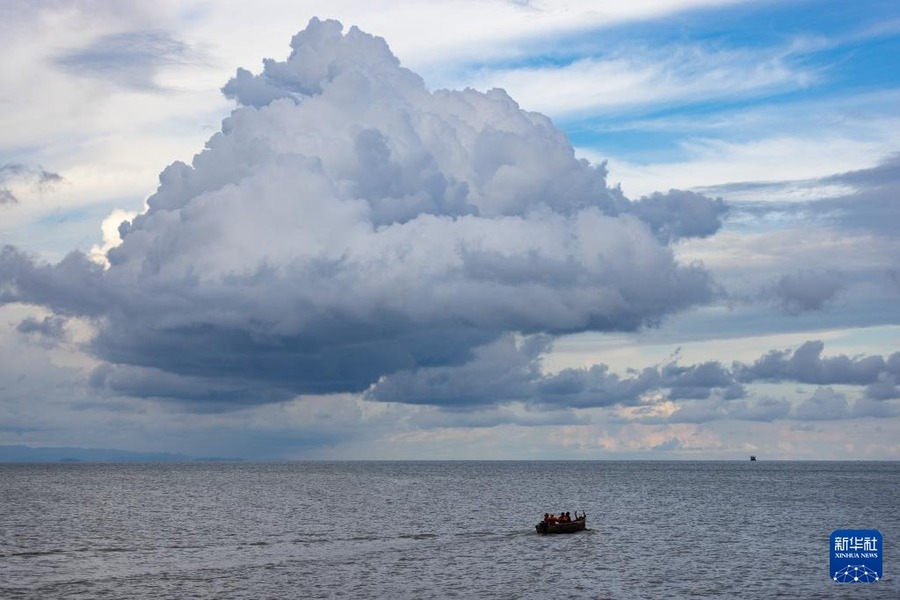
[
  {"xmin": 560, "ymin": 64, "xmax": 895, "ymax": 166},
  {"xmin": 566, "ymin": 128, "xmax": 685, "ymax": 167},
  {"xmin": 440, "ymin": 1, "xmax": 899, "ymax": 161},
  {"xmin": 592, "ymin": 0, "xmax": 900, "ymax": 54},
  {"xmin": 825, "ymin": 34, "xmax": 900, "ymax": 91},
  {"xmin": 520, "ymin": 1, "xmax": 898, "ymax": 119},
  {"xmin": 561, "ymin": 96, "xmax": 823, "ymax": 165},
  {"xmin": 8, "ymin": 204, "xmax": 116, "ymax": 259}
]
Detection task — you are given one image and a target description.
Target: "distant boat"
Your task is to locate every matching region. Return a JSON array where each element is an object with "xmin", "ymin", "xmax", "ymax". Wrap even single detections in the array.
[
  {"xmin": 750, "ymin": 455, "xmax": 757, "ymax": 461},
  {"xmin": 535, "ymin": 513, "xmax": 587, "ymax": 535}
]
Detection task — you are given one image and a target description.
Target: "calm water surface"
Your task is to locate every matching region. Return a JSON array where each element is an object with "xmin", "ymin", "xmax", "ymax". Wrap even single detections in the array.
[{"xmin": 1, "ymin": 461, "xmax": 897, "ymax": 599}]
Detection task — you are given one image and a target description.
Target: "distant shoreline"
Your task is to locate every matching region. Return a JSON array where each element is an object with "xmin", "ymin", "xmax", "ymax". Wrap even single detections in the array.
[{"xmin": 0, "ymin": 445, "xmax": 243, "ymax": 463}]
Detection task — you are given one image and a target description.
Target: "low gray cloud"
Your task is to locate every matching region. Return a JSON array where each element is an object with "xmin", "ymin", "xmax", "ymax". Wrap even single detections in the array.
[
  {"xmin": 54, "ymin": 29, "xmax": 195, "ymax": 90},
  {"xmin": 700, "ymin": 154, "xmax": 900, "ymax": 236},
  {"xmin": 734, "ymin": 340, "xmax": 895, "ymax": 386},
  {"xmin": 0, "ymin": 163, "xmax": 63, "ymax": 204},
  {"xmin": 365, "ymin": 334, "xmax": 544, "ymax": 407},
  {"xmin": 16, "ymin": 315, "xmax": 67, "ymax": 343},
  {"xmin": 631, "ymin": 189, "xmax": 728, "ymax": 243},
  {"xmin": 852, "ymin": 395, "xmax": 900, "ymax": 418},
  {"xmin": 762, "ymin": 270, "xmax": 845, "ymax": 315},
  {"xmin": 369, "ymin": 335, "xmax": 899, "ymax": 423},
  {"xmin": 651, "ymin": 438, "xmax": 683, "ymax": 452},
  {"xmin": 661, "ymin": 361, "xmax": 739, "ymax": 400},
  {"xmin": 816, "ymin": 154, "xmax": 900, "ymax": 236},
  {"xmin": 0, "ymin": 247, "xmax": 108, "ymax": 317},
  {"xmin": 537, "ymin": 364, "xmax": 663, "ymax": 408},
  {"xmin": 704, "ymin": 154, "xmax": 900, "ymax": 318},
  {"xmin": 727, "ymin": 397, "xmax": 792, "ymax": 422},
  {"xmin": 1, "ymin": 18, "xmax": 726, "ymax": 408},
  {"xmin": 794, "ymin": 387, "xmax": 849, "ymax": 420},
  {"xmin": 864, "ymin": 372, "xmax": 900, "ymax": 401},
  {"xmin": 88, "ymin": 363, "xmax": 295, "ymax": 409}
]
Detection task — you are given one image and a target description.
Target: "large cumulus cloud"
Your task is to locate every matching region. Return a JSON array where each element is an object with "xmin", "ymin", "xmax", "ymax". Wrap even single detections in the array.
[{"xmin": 1, "ymin": 18, "xmax": 726, "ymax": 406}]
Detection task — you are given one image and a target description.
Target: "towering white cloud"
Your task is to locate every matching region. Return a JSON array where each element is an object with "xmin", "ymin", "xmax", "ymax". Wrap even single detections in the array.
[{"xmin": 1, "ymin": 18, "xmax": 724, "ymax": 406}]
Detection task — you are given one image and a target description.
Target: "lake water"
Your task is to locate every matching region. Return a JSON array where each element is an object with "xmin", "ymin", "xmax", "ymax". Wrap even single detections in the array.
[{"xmin": 1, "ymin": 461, "xmax": 897, "ymax": 598}]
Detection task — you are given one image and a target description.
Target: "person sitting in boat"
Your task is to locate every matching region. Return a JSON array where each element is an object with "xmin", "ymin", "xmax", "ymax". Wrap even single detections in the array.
[
  {"xmin": 558, "ymin": 512, "xmax": 568, "ymax": 523},
  {"xmin": 564, "ymin": 511, "xmax": 572, "ymax": 522},
  {"xmin": 546, "ymin": 513, "xmax": 558, "ymax": 525}
]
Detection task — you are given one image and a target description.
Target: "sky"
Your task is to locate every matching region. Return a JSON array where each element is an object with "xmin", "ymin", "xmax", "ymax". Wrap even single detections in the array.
[{"xmin": 1, "ymin": 0, "xmax": 899, "ymax": 460}]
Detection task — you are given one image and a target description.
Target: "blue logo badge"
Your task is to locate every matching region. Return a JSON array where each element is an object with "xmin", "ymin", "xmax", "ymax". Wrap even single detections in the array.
[{"xmin": 830, "ymin": 529, "xmax": 882, "ymax": 583}]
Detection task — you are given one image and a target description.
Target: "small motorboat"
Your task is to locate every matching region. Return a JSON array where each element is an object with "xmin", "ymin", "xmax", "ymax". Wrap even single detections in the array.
[{"xmin": 535, "ymin": 513, "xmax": 587, "ymax": 534}]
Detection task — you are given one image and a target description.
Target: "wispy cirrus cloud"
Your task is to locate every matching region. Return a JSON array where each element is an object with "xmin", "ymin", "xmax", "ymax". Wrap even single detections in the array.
[
  {"xmin": 460, "ymin": 41, "xmax": 817, "ymax": 117},
  {"xmin": 54, "ymin": 29, "xmax": 200, "ymax": 90},
  {"xmin": 0, "ymin": 164, "xmax": 63, "ymax": 205}
]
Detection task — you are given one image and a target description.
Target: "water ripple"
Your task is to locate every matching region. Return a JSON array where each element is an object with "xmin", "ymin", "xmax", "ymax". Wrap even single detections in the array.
[{"xmin": 1, "ymin": 461, "xmax": 898, "ymax": 599}]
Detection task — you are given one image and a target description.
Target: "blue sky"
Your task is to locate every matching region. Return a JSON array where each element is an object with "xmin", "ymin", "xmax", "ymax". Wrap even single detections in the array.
[{"xmin": 1, "ymin": 0, "xmax": 899, "ymax": 459}]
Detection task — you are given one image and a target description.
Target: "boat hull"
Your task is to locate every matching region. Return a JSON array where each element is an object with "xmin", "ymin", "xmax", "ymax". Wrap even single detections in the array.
[{"xmin": 535, "ymin": 517, "xmax": 587, "ymax": 534}]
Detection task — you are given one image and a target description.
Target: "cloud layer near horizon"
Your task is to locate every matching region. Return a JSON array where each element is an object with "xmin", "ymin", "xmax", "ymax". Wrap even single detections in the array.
[
  {"xmin": 367, "ymin": 336, "xmax": 900, "ymax": 418},
  {"xmin": 0, "ymin": 18, "xmax": 727, "ymax": 407}
]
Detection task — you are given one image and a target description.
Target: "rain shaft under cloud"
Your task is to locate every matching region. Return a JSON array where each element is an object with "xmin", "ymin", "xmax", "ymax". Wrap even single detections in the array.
[{"xmin": 0, "ymin": 18, "xmax": 726, "ymax": 407}]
